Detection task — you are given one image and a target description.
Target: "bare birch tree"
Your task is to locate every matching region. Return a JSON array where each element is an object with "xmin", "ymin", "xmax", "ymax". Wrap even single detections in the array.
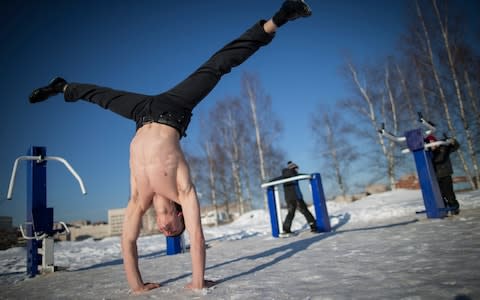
[
  {"xmin": 208, "ymin": 99, "xmax": 248, "ymax": 215},
  {"xmin": 432, "ymin": 0, "xmax": 479, "ymax": 187},
  {"xmin": 344, "ymin": 62, "xmax": 397, "ymax": 189},
  {"xmin": 311, "ymin": 108, "xmax": 357, "ymax": 198},
  {"xmin": 204, "ymin": 140, "xmax": 220, "ymax": 225},
  {"xmin": 384, "ymin": 63, "xmax": 399, "ymax": 188},
  {"xmin": 414, "ymin": 0, "xmax": 475, "ymax": 188},
  {"xmin": 242, "ymin": 72, "xmax": 285, "ymax": 209}
]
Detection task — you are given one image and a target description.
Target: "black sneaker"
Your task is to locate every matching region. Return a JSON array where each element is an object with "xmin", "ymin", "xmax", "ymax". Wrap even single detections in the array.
[
  {"xmin": 450, "ymin": 207, "xmax": 460, "ymax": 215},
  {"xmin": 29, "ymin": 77, "xmax": 67, "ymax": 103},
  {"xmin": 273, "ymin": 0, "xmax": 312, "ymax": 27}
]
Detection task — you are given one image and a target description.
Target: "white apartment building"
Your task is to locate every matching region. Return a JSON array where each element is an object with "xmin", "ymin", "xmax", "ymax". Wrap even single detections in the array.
[
  {"xmin": 108, "ymin": 206, "xmax": 159, "ymax": 237},
  {"xmin": 108, "ymin": 208, "xmax": 125, "ymax": 236}
]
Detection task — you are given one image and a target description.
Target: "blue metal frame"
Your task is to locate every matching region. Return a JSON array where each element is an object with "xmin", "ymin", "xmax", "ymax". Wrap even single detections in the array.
[
  {"xmin": 166, "ymin": 236, "xmax": 183, "ymax": 255},
  {"xmin": 310, "ymin": 173, "xmax": 331, "ymax": 232},
  {"xmin": 26, "ymin": 146, "xmax": 50, "ymax": 277},
  {"xmin": 265, "ymin": 173, "xmax": 331, "ymax": 237},
  {"xmin": 267, "ymin": 186, "xmax": 280, "ymax": 237},
  {"xmin": 405, "ymin": 129, "xmax": 446, "ymax": 218}
]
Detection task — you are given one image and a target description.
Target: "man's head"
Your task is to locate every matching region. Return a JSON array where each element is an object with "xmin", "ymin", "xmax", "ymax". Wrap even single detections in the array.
[{"xmin": 156, "ymin": 203, "xmax": 185, "ymax": 237}]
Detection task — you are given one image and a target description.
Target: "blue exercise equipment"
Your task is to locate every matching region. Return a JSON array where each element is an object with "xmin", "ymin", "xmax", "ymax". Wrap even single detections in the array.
[
  {"xmin": 7, "ymin": 146, "xmax": 86, "ymax": 277},
  {"xmin": 261, "ymin": 173, "xmax": 331, "ymax": 237},
  {"xmin": 379, "ymin": 114, "xmax": 449, "ymax": 219},
  {"xmin": 7, "ymin": 146, "xmax": 183, "ymax": 266},
  {"xmin": 166, "ymin": 235, "xmax": 185, "ymax": 255}
]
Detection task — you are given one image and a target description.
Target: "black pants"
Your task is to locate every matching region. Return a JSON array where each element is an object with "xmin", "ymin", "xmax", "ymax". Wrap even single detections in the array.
[
  {"xmin": 438, "ymin": 176, "xmax": 459, "ymax": 208},
  {"xmin": 64, "ymin": 21, "xmax": 274, "ymax": 137},
  {"xmin": 283, "ymin": 197, "xmax": 316, "ymax": 232}
]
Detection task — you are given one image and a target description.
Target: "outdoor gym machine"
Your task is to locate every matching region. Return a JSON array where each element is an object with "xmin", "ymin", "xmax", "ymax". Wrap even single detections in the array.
[
  {"xmin": 379, "ymin": 113, "xmax": 452, "ymax": 219},
  {"xmin": 166, "ymin": 235, "xmax": 185, "ymax": 255},
  {"xmin": 7, "ymin": 146, "xmax": 87, "ymax": 277},
  {"xmin": 261, "ymin": 173, "xmax": 331, "ymax": 237},
  {"xmin": 7, "ymin": 145, "xmax": 184, "ymax": 269}
]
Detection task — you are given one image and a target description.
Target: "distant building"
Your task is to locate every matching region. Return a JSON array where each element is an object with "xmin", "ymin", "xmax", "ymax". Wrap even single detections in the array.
[
  {"xmin": 108, "ymin": 206, "xmax": 159, "ymax": 237},
  {"xmin": 69, "ymin": 220, "xmax": 91, "ymax": 227},
  {"xmin": 108, "ymin": 208, "xmax": 125, "ymax": 236},
  {"xmin": 0, "ymin": 216, "xmax": 12, "ymax": 230},
  {"xmin": 66, "ymin": 223, "xmax": 110, "ymax": 241},
  {"xmin": 0, "ymin": 216, "xmax": 16, "ymax": 250},
  {"xmin": 50, "ymin": 205, "xmax": 162, "ymax": 241},
  {"xmin": 142, "ymin": 206, "xmax": 158, "ymax": 234},
  {"xmin": 396, "ymin": 173, "xmax": 420, "ymax": 189}
]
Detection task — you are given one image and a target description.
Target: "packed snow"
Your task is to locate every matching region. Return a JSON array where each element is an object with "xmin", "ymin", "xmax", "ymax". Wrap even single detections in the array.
[{"xmin": 1, "ymin": 189, "xmax": 480, "ymax": 299}]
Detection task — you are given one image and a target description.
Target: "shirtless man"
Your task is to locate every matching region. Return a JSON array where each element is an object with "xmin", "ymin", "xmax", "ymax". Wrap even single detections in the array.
[{"xmin": 29, "ymin": 0, "xmax": 312, "ymax": 294}]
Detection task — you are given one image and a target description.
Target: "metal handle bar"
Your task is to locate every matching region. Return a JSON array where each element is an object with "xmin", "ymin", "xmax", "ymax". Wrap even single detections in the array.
[
  {"xmin": 418, "ymin": 117, "xmax": 435, "ymax": 136},
  {"xmin": 378, "ymin": 127, "xmax": 406, "ymax": 143},
  {"xmin": 19, "ymin": 221, "xmax": 70, "ymax": 240},
  {"xmin": 7, "ymin": 155, "xmax": 87, "ymax": 200},
  {"xmin": 19, "ymin": 223, "xmax": 47, "ymax": 240},
  {"xmin": 261, "ymin": 174, "xmax": 312, "ymax": 188},
  {"xmin": 401, "ymin": 140, "xmax": 451, "ymax": 154},
  {"xmin": 379, "ymin": 112, "xmax": 438, "ymax": 143},
  {"xmin": 57, "ymin": 221, "xmax": 70, "ymax": 234},
  {"xmin": 417, "ymin": 112, "xmax": 436, "ymax": 135},
  {"xmin": 43, "ymin": 156, "xmax": 87, "ymax": 195}
]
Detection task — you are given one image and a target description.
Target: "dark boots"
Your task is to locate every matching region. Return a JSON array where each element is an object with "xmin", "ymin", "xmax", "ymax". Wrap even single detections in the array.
[
  {"xmin": 272, "ymin": 0, "xmax": 312, "ymax": 27},
  {"xmin": 29, "ymin": 77, "xmax": 67, "ymax": 103},
  {"xmin": 309, "ymin": 222, "xmax": 320, "ymax": 233}
]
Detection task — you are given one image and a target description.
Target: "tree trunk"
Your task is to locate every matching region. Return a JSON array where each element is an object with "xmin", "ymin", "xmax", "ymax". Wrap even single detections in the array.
[
  {"xmin": 415, "ymin": 0, "xmax": 474, "ymax": 188},
  {"xmin": 385, "ymin": 64, "xmax": 398, "ymax": 189},
  {"xmin": 205, "ymin": 141, "xmax": 219, "ymax": 226},
  {"xmin": 432, "ymin": 0, "xmax": 478, "ymax": 189},
  {"xmin": 348, "ymin": 62, "xmax": 395, "ymax": 189},
  {"xmin": 244, "ymin": 78, "xmax": 269, "ymax": 210}
]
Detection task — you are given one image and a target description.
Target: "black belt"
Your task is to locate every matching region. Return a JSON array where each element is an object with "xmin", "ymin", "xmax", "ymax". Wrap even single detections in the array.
[{"xmin": 137, "ymin": 112, "xmax": 191, "ymax": 138}]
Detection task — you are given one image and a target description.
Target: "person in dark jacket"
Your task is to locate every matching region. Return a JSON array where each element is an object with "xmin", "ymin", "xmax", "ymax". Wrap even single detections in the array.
[
  {"xmin": 272, "ymin": 161, "xmax": 318, "ymax": 233},
  {"xmin": 425, "ymin": 135, "xmax": 461, "ymax": 215}
]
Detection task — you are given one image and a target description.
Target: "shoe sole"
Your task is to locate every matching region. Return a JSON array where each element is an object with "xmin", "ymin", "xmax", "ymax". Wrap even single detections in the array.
[{"xmin": 299, "ymin": 0, "xmax": 312, "ymax": 17}]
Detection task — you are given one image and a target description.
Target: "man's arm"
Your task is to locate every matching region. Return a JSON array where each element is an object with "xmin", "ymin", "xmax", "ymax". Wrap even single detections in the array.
[
  {"xmin": 121, "ymin": 201, "xmax": 160, "ymax": 293},
  {"xmin": 181, "ymin": 185, "xmax": 207, "ymax": 289},
  {"xmin": 268, "ymin": 175, "xmax": 284, "ymax": 182},
  {"xmin": 176, "ymin": 156, "xmax": 215, "ymax": 289},
  {"xmin": 447, "ymin": 138, "xmax": 460, "ymax": 152}
]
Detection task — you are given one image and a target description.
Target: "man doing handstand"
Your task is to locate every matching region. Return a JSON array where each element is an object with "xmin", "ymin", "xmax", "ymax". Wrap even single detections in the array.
[{"xmin": 29, "ymin": 0, "xmax": 312, "ymax": 294}]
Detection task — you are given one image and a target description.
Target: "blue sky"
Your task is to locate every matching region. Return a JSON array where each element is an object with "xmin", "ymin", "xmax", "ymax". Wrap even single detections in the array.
[{"xmin": 1, "ymin": 1, "xmax": 478, "ymax": 225}]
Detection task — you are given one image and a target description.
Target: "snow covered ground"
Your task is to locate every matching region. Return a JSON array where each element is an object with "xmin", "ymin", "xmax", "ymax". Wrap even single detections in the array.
[{"xmin": 1, "ymin": 189, "xmax": 480, "ymax": 299}]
